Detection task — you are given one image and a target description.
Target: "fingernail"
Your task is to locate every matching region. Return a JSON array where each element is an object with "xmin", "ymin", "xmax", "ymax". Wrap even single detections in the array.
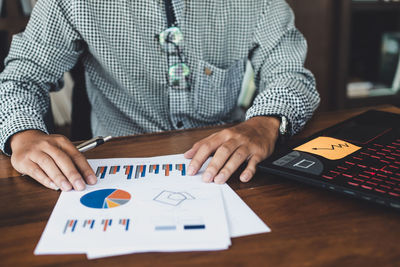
[
  {"xmin": 61, "ymin": 181, "xmax": 72, "ymax": 191},
  {"xmin": 187, "ymin": 165, "xmax": 195, "ymax": 176},
  {"xmin": 88, "ymin": 174, "xmax": 97, "ymax": 185},
  {"xmin": 202, "ymin": 172, "xmax": 213, "ymax": 182},
  {"xmin": 74, "ymin": 180, "xmax": 86, "ymax": 191},
  {"xmin": 49, "ymin": 182, "xmax": 59, "ymax": 191},
  {"xmin": 214, "ymin": 173, "xmax": 225, "ymax": 184},
  {"xmin": 241, "ymin": 172, "xmax": 250, "ymax": 182}
]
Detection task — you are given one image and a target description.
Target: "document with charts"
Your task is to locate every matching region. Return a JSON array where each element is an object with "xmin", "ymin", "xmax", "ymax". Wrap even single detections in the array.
[
  {"xmin": 35, "ymin": 154, "xmax": 270, "ymax": 257},
  {"xmin": 35, "ymin": 155, "xmax": 230, "ymax": 254}
]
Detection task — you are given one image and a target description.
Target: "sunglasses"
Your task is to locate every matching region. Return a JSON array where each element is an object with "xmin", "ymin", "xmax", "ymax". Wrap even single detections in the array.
[{"xmin": 158, "ymin": 27, "xmax": 190, "ymax": 90}]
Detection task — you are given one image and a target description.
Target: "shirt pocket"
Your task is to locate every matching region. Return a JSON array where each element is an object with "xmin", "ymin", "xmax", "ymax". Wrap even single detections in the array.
[{"xmin": 193, "ymin": 58, "xmax": 246, "ymax": 121}]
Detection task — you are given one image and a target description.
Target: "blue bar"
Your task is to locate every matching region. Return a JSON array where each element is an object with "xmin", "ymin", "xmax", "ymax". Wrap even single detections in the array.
[
  {"xmin": 141, "ymin": 165, "xmax": 146, "ymax": 177},
  {"xmin": 117, "ymin": 166, "xmax": 120, "ymax": 172},
  {"xmin": 155, "ymin": 225, "xmax": 176, "ymax": 231},
  {"xmin": 101, "ymin": 167, "xmax": 107, "ymax": 179},
  {"xmin": 127, "ymin": 167, "xmax": 133, "ymax": 180},
  {"xmin": 184, "ymin": 224, "xmax": 205, "ymax": 230},
  {"xmin": 182, "ymin": 164, "xmax": 186, "ymax": 176},
  {"xmin": 72, "ymin": 220, "xmax": 78, "ymax": 232},
  {"xmin": 126, "ymin": 219, "xmax": 130, "ymax": 231},
  {"xmin": 155, "ymin": 165, "xmax": 159, "ymax": 174},
  {"xmin": 109, "ymin": 219, "xmax": 112, "ymax": 226},
  {"xmin": 90, "ymin": 220, "xmax": 95, "ymax": 229}
]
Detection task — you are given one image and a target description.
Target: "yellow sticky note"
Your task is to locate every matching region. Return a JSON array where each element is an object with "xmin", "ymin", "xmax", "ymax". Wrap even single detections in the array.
[{"xmin": 294, "ymin": 136, "xmax": 361, "ymax": 160}]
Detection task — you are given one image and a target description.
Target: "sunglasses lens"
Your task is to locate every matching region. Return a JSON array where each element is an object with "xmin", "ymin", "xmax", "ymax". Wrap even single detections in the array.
[
  {"xmin": 169, "ymin": 63, "xmax": 190, "ymax": 87},
  {"xmin": 159, "ymin": 27, "xmax": 183, "ymax": 52}
]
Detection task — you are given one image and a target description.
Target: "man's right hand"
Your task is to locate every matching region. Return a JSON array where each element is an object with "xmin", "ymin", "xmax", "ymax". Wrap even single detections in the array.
[{"xmin": 10, "ymin": 130, "xmax": 97, "ymax": 191}]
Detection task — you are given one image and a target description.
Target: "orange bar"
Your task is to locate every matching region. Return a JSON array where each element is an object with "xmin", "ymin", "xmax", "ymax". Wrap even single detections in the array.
[
  {"xmin": 104, "ymin": 220, "xmax": 108, "ymax": 231},
  {"xmin": 69, "ymin": 220, "xmax": 74, "ymax": 227},
  {"xmin": 123, "ymin": 219, "xmax": 126, "ymax": 225}
]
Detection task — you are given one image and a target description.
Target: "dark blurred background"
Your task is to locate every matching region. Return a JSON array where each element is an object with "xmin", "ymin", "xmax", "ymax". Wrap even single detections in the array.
[{"xmin": 1, "ymin": 0, "xmax": 399, "ymax": 140}]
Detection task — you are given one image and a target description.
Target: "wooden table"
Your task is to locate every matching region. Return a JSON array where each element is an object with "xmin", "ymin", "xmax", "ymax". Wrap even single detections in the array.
[{"xmin": 1, "ymin": 105, "xmax": 400, "ymax": 266}]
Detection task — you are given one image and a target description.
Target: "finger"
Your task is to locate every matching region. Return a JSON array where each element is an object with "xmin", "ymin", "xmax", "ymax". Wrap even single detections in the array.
[
  {"xmin": 58, "ymin": 141, "xmax": 97, "ymax": 185},
  {"xmin": 30, "ymin": 152, "xmax": 73, "ymax": 191},
  {"xmin": 184, "ymin": 133, "xmax": 217, "ymax": 159},
  {"xmin": 21, "ymin": 161, "xmax": 59, "ymax": 190},
  {"xmin": 43, "ymin": 144, "xmax": 87, "ymax": 191},
  {"xmin": 187, "ymin": 135, "xmax": 225, "ymax": 176},
  {"xmin": 214, "ymin": 145, "xmax": 250, "ymax": 184},
  {"xmin": 202, "ymin": 139, "xmax": 240, "ymax": 183},
  {"xmin": 240, "ymin": 154, "xmax": 263, "ymax": 183}
]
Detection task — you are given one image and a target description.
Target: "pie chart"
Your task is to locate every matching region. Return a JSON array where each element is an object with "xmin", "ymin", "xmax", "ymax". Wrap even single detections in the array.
[{"xmin": 80, "ymin": 189, "xmax": 131, "ymax": 209}]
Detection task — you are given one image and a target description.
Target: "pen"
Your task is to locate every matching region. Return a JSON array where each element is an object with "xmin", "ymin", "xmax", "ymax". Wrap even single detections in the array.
[{"xmin": 76, "ymin": 136, "xmax": 113, "ymax": 152}]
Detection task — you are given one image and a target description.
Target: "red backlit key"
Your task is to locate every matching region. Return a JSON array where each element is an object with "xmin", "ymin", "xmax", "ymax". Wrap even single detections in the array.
[
  {"xmin": 374, "ymin": 189, "xmax": 386, "ymax": 193},
  {"xmin": 389, "ymin": 192, "xmax": 400, "ymax": 197},
  {"xmin": 362, "ymin": 185, "xmax": 372, "ymax": 190},
  {"xmin": 322, "ymin": 175, "xmax": 333, "ymax": 180},
  {"xmin": 348, "ymin": 182, "xmax": 359, "ymax": 187},
  {"xmin": 391, "ymin": 177, "xmax": 400, "ymax": 182}
]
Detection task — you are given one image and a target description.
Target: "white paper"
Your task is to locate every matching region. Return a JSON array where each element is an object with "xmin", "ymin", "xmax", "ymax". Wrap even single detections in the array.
[
  {"xmin": 220, "ymin": 184, "xmax": 270, "ymax": 238},
  {"xmin": 35, "ymin": 154, "xmax": 270, "ymax": 259},
  {"xmin": 86, "ymin": 184, "xmax": 270, "ymax": 260},
  {"xmin": 35, "ymin": 155, "xmax": 230, "ymax": 255}
]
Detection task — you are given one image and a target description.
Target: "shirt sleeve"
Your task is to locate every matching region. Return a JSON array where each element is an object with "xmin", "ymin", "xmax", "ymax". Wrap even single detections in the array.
[
  {"xmin": 246, "ymin": 0, "xmax": 320, "ymax": 135},
  {"xmin": 0, "ymin": 0, "xmax": 83, "ymax": 155}
]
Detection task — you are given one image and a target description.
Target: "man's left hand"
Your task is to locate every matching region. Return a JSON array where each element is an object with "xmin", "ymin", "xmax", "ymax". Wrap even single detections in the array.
[{"xmin": 184, "ymin": 116, "xmax": 280, "ymax": 184}]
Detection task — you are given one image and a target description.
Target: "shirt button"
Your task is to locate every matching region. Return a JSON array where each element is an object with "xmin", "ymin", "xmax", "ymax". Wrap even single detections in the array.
[
  {"xmin": 204, "ymin": 67, "xmax": 213, "ymax": 76},
  {"xmin": 176, "ymin": 121, "xmax": 184, "ymax": 128}
]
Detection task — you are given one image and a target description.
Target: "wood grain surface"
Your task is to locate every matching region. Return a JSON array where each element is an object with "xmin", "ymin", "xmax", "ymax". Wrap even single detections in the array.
[{"xmin": 1, "ymin": 105, "xmax": 399, "ymax": 266}]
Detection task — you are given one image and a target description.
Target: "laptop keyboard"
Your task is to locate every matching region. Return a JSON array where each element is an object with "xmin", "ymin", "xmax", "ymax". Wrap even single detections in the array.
[{"xmin": 321, "ymin": 138, "xmax": 400, "ymax": 197}]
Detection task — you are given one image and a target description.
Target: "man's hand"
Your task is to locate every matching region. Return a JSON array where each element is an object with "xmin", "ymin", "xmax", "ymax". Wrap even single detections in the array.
[
  {"xmin": 184, "ymin": 116, "xmax": 280, "ymax": 184},
  {"xmin": 10, "ymin": 130, "xmax": 97, "ymax": 191}
]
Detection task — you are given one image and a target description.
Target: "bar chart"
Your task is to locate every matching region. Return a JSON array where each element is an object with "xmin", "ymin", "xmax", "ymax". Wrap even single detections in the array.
[
  {"xmin": 63, "ymin": 218, "xmax": 130, "ymax": 234},
  {"xmin": 95, "ymin": 163, "xmax": 187, "ymax": 180}
]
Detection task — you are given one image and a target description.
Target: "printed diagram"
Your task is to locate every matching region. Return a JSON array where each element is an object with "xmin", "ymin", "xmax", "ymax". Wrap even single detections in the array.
[{"xmin": 153, "ymin": 190, "xmax": 195, "ymax": 206}]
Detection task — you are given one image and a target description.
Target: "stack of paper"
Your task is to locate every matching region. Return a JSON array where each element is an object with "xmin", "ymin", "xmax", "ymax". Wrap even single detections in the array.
[{"xmin": 35, "ymin": 154, "xmax": 270, "ymax": 259}]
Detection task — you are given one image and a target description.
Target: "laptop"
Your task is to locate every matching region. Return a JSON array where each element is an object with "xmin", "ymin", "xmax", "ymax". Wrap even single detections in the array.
[{"xmin": 258, "ymin": 110, "xmax": 400, "ymax": 210}]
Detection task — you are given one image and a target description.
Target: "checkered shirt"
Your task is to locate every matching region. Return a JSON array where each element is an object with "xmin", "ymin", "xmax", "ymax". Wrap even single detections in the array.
[{"xmin": 0, "ymin": 0, "xmax": 320, "ymax": 155}]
